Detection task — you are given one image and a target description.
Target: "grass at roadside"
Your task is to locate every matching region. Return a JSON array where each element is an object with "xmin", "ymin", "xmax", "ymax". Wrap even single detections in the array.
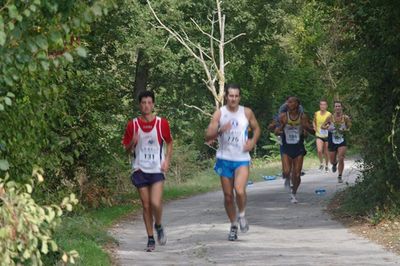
[
  {"xmin": 47, "ymin": 156, "xmax": 321, "ymax": 265},
  {"xmin": 43, "ymin": 205, "xmax": 139, "ymax": 266}
]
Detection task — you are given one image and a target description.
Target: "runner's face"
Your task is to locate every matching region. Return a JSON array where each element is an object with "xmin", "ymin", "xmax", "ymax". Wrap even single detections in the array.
[
  {"xmin": 334, "ymin": 103, "xmax": 342, "ymax": 113},
  {"xmin": 287, "ymin": 97, "xmax": 298, "ymax": 111},
  {"xmin": 319, "ymin": 101, "xmax": 328, "ymax": 111},
  {"xmin": 139, "ymin": 97, "xmax": 154, "ymax": 115},
  {"xmin": 226, "ymin": 88, "xmax": 240, "ymax": 108}
]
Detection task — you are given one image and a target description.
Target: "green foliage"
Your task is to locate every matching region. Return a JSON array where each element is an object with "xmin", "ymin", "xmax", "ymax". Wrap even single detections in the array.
[
  {"xmin": 325, "ymin": 1, "xmax": 400, "ymax": 216},
  {"xmin": 0, "ymin": 0, "xmax": 112, "ymax": 183},
  {"xmin": 169, "ymin": 143, "xmax": 208, "ymax": 183},
  {"xmin": 262, "ymin": 133, "xmax": 282, "ymax": 162},
  {"xmin": 0, "ymin": 175, "xmax": 79, "ymax": 265},
  {"xmin": 0, "ymin": 0, "xmax": 116, "ymax": 264}
]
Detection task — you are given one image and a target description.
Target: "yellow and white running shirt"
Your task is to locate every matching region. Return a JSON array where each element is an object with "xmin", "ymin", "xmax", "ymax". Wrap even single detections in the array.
[{"xmin": 314, "ymin": 110, "xmax": 331, "ymax": 138}]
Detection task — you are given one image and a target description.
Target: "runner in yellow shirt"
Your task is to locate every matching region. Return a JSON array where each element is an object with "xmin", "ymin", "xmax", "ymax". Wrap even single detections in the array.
[{"xmin": 313, "ymin": 99, "xmax": 331, "ymax": 172}]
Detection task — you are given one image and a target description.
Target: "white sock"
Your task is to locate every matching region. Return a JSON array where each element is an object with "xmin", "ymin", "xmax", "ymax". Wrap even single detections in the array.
[{"xmin": 239, "ymin": 211, "xmax": 245, "ymax": 218}]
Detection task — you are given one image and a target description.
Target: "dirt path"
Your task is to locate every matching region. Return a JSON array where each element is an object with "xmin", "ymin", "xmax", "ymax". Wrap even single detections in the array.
[{"xmin": 110, "ymin": 160, "xmax": 400, "ymax": 265}]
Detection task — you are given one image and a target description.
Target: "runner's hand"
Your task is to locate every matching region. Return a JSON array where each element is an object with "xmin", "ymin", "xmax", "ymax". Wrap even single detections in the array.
[
  {"xmin": 243, "ymin": 139, "xmax": 255, "ymax": 152},
  {"xmin": 161, "ymin": 158, "xmax": 170, "ymax": 172},
  {"xmin": 128, "ymin": 133, "xmax": 139, "ymax": 153},
  {"xmin": 219, "ymin": 122, "xmax": 232, "ymax": 134}
]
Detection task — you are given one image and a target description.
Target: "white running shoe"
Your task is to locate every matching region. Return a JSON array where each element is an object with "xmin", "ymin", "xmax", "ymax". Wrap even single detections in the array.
[
  {"xmin": 290, "ymin": 194, "xmax": 298, "ymax": 204},
  {"xmin": 237, "ymin": 216, "xmax": 249, "ymax": 233}
]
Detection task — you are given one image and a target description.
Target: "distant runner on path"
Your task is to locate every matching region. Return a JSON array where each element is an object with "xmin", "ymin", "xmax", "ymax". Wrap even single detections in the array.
[
  {"xmin": 122, "ymin": 90, "xmax": 173, "ymax": 252},
  {"xmin": 205, "ymin": 84, "xmax": 260, "ymax": 241},
  {"xmin": 322, "ymin": 101, "xmax": 351, "ymax": 183},
  {"xmin": 268, "ymin": 97, "xmax": 305, "ymax": 183},
  {"xmin": 313, "ymin": 99, "xmax": 331, "ymax": 173},
  {"xmin": 275, "ymin": 96, "xmax": 315, "ymax": 204}
]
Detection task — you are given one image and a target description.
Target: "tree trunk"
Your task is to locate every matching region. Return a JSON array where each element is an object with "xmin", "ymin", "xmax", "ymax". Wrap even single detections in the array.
[{"xmin": 133, "ymin": 48, "xmax": 150, "ymax": 100}]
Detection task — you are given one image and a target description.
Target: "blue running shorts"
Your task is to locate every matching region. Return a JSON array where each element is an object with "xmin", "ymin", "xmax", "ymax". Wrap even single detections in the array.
[{"xmin": 214, "ymin": 158, "xmax": 250, "ymax": 178}]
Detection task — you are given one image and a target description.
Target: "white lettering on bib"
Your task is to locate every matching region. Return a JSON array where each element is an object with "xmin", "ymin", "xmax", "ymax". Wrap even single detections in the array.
[{"xmin": 285, "ymin": 125, "xmax": 300, "ymax": 144}]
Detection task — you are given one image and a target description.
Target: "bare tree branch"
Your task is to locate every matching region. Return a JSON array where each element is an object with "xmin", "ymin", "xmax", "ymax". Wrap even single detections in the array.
[
  {"xmin": 147, "ymin": 0, "xmax": 245, "ymax": 109},
  {"xmin": 183, "ymin": 104, "xmax": 212, "ymax": 117},
  {"xmin": 190, "ymin": 18, "xmax": 220, "ymax": 43},
  {"xmin": 163, "ymin": 36, "xmax": 171, "ymax": 49},
  {"xmin": 224, "ymin": 33, "xmax": 246, "ymax": 45}
]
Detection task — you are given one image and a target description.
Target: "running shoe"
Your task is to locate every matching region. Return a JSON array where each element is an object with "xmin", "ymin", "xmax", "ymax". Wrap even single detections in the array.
[
  {"xmin": 338, "ymin": 175, "xmax": 343, "ymax": 183},
  {"xmin": 319, "ymin": 164, "xmax": 324, "ymax": 171},
  {"xmin": 228, "ymin": 225, "xmax": 238, "ymax": 241},
  {"xmin": 325, "ymin": 166, "xmax": 329, "ymax": 173},
  {"xmin": 290, "ymin": 193, "xmax": 298, "ymax": 204},
  {"xmin": 146, "ymin": 238, "xmax": 155, "ymax": 252},
  {"xmin": 155, "ymin": 225, "xmax": 167, "ymax": 245},
  {"xmin": 332, "ymin": 162, "xmax": 337, "ymax": 173},
  {"xmin": 238, "ymin": 216, "xmax": 249, "ymax": 233}
]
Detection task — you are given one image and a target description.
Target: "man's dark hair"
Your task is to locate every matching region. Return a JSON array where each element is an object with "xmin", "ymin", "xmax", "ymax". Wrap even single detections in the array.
[
  {"xmin": 287, "ymin": 96, "xmax": 300, "ymax": 105},
  {"xmin": 320, "ymin": 99, "xmax": 328, "ymax": 104},
  {"xmin": 224, "ymin": 83, "xmax": 241, "ymax": 96},
  {"xmin": 138, "ymin": 90, "xmax": 155, "ymax": 103}
]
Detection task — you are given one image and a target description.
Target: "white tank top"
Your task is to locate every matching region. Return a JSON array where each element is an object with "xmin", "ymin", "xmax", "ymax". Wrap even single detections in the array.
[
  {"xmin": 132, "ymin": 117, "xmax": 165, "ymax": 173},
  {"xmin": 216, "ymin": 105, "xmax": 251, "ymax": 161}
]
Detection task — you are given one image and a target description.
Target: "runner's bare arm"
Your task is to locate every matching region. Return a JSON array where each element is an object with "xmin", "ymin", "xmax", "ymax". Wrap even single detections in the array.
[
  {"xmin": 344, "ymin": 115, "xmax": 352, "ymax": 131},
  {"xmin": 244, "ymin": 108, "xmax": 261, "ymax": 151},
  {"xmin": 267, "ymin": 119, "xmax": 277, "ymax": 131},
  {"xmin": 313, "ymin": 112, "xmax": 317, "ymax": 130},
  {"xmin": 205, "ymin": 109, "xmax": 222, "ymax": 142},
  {"xmin": 302, "ymin": 114, "xmax": 316, "ymax": 135},
  {"xmin": 321, "ymin": 114, "xmax": 332, "ymax": 129},
  {"xmin": 161, "ymin": 139, "xmax": 173, "ymax": 172},
  {"xmin": 123, "ymin": 122, "xmax": 138, "ymax": 153},
  {"xmin": 274, "ymin": 113, "xmax": 286, "ymax": 135}
]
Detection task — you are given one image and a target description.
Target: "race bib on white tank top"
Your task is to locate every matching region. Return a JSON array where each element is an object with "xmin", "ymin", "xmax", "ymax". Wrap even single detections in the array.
[
  {"xmin": 216, "ymin": 106, "xmax": 251, "ymax": 161},
  {"xmin": 133, "ymin": 117, "xmax": 164, "ymax": 173}
]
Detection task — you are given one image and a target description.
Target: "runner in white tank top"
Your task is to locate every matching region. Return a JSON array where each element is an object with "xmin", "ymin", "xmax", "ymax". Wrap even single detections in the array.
[
  {"xmin": 206, "ymin": 84, "xmax": 260, "ymax": 241},
  {"xmin": 122, "ymin": 91, "xmax": 173, "ymax": 252},
  {"xmin": 132, "ymin": 116, "xmax": 165, "ymax": 173},
  {"xmin": 216, "ymin": 105, "xmax": 251, "ymax": 161}
]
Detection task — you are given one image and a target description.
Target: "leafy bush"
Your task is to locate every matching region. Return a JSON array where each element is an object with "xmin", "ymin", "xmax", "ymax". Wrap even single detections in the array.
[
  {"xmin": 0, "ymin": 172, "xmax": 78, "ymax": 266},
  {"xmin": 168, "ymin": 143, "xmax": 208, "ymax": 183}
]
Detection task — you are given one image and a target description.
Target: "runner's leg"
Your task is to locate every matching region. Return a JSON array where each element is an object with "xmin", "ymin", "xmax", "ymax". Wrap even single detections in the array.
[
  {"xmin": 234, "ymin": 165, "xmax": 250, "ymax": 233},
  {"xmin": 138, "ymin": 186, "xmax": 153, "ymax": 237},
  {"xmin": 323, "ymin": 140, "xmax": 329, "ymax": 170},
  {"xmin": 337, "ymin": 146, "xmax": 347, "ymax": 182},
  {"xmin": 220, "ymin": 177, "xmax": 236, "ymax": 223},
  {"xmin": 282, "ymin": 154, "xmax": 294, "ymax": 192},
  {"xmin": 316, "ymin": 138, "xmax": 324, "ymax": 169},
  {"xmin": 291, "ymin": 155, "xmax": 304, "ymax": 195},
  {"xmin": 150, "ymin": 180, "xmax": 164, "ymax": 225}
]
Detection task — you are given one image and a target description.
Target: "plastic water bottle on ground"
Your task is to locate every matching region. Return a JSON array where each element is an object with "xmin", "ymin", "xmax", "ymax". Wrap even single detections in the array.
[
  {"xmin": 315, "ymin": 188, "xmax": 326, "ymax": 195},
  {"xmin": 263, "ymin": 175, "xmax": 276, "ymax": 181}
]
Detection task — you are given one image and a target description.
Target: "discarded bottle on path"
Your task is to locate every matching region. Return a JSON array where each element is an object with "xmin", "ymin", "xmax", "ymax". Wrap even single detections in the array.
[
  {"xmin": 263, "ymin": 175, "xmax": 276, "ymax": 181},
  {"xmin": 315, "ymin": 188, "xmax": 326, "ymax": 195}
]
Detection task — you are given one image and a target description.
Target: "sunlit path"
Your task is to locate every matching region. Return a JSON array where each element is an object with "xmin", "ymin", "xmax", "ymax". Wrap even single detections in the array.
[{"xmin": 111, "ymin": 160, "xmax": 400, "ymax": 265}]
